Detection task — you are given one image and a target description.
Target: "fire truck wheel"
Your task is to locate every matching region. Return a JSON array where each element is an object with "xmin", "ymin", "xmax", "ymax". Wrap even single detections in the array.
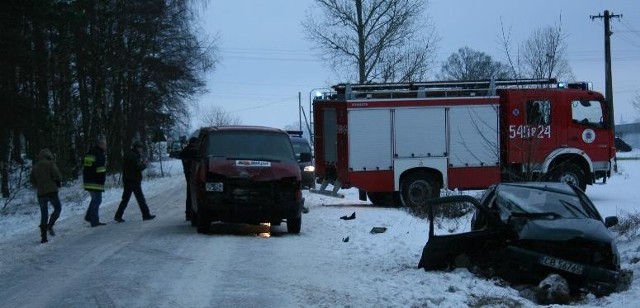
[
  {"xmin": 551, "ymin": 163, "xmax": 586, "ymax": 192},
  {"xmin": 367, "ymin": 192, "xmax": 400, "ymax": 207},
  {"xmin": 400, "ymin": 173, "xmax": 440, "ymax": 208}
]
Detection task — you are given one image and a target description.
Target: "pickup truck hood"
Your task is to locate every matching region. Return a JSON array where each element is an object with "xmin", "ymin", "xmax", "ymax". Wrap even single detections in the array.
[{"xmin": 207, "ymin": 158, "xmax": 300, "ymax": 181}]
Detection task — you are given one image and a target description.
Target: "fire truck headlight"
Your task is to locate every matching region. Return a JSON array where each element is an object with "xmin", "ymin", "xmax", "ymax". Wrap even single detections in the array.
[
  {"xmin": 304, "ymin": 166, "xmax": 315, "ymax": 172},
  {"xmin": 206, "ymin": 182, "xmax": 224, "ymax": 192}
]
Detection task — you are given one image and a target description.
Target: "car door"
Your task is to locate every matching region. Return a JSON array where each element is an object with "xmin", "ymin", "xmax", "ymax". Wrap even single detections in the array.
[{"xmin": 418, "ymin": 195, "xmax": 505, "ymax": 270}]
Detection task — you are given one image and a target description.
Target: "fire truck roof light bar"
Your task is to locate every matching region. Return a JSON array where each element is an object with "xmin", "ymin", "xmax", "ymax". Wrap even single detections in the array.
[
  {"xmin": 331, "ymin": 78, "xmax": 562, "ymax": 100},
  {"xmin": 333, "ymin": 78, "xmax": 557, "ymax": 91}
]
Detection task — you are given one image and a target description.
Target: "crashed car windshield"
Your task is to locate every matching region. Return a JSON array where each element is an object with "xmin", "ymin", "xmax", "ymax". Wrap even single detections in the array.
[{"xmin": 495, "ymin": 184, "xmax": 601, "ymax": 221}]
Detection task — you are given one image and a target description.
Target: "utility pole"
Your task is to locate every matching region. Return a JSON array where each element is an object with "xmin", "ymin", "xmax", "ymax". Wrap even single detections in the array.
[
  {"xmin": 298, "ymin": 92, "xmax": 302, "ymax": 131},
  {"xmin": 590, "ymin": 10, "xmax": 622, "ymax": 133}
]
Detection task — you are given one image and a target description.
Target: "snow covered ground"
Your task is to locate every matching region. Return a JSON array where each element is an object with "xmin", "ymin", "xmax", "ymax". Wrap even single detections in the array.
[{"xmin": 0, "ymin": 153, "xmax": 639, "ymax": 307}]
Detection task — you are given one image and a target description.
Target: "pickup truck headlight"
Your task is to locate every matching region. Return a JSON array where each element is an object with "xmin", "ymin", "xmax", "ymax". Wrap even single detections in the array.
[
  {"xmin": 303, "ymin": 166, "xmax": 315, "ymax": 172},
  {"xmin": 205, "ymin": 182, "xmax": 224, "ymax": 192}
]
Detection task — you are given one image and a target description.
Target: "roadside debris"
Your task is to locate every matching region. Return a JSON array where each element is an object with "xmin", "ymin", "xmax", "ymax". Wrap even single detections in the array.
[
  {"xmin": 340, "ymin": 212, "xmax": 356, "ymax": 220},
  {"xmin": 370, "ymin": 227, "xmax": 387, "ymax": 234}
]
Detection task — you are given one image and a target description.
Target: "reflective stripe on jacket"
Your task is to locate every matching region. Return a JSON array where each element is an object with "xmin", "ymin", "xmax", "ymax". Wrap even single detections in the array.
[{"xmin": 83, "ymin": 146, "xmax": 106, "ymax": 191}]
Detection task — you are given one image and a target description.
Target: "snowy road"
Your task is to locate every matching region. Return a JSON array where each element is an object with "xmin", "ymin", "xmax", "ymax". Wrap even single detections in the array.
[
  {"xmin": 0, "ymin": 174, "xmax": 433, "ymax": 307},
  {"xmin": 0, "ymin": 180, "xmax": 307, "ymax": 307}
]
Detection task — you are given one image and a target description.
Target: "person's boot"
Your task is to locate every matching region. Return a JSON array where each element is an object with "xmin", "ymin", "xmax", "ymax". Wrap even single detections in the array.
[
  {"xmin": 39, "ymin": 224, "xmax": 48, "ymax": 243},
  {"xmin": 47, "ymin": 217, "xmax": 57, "ymax": 236}
]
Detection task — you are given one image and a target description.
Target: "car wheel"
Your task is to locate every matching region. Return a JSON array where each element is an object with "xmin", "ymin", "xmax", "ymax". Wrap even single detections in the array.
[
  {"xmin": 550, "ymin": 163, "xmax": 586, "ymax": 192},
  {"xmin": 400, "ymin": 172, "xmax": 440, "ymax": 208},
  {"xmin": 287, "ymin": 216, "xmax": 301, "ymax": 234},
  {"xmin": 196, "ymin": 208, "xmax": 210, "ymax": 234}
]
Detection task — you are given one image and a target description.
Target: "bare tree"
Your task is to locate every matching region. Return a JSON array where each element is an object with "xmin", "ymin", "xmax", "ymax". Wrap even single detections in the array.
[
  {"xmin": 439, "ymin": 47, "xmax": 512, "ymax": 80},
  {"xmin": 302, "ymin": 0, "xmax": 438, "ymax": 83},
  {"xmin": 499, "ymin": 18, "xmax": 573, "ymax": 81},
  {"xmin": 198, "ymin": 105, "xmax": 241, "ymax": 127},
  {"xmin": 521, "ymin": 24, "xmax": 573, "ymax": 80}
]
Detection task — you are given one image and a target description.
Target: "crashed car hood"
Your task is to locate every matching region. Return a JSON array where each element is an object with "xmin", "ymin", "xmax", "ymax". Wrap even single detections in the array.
[
  {"xmin": 518, "ymin": 218, "xmax": 614, "ymax": 243},
  {"xmin": 207, "ymin": 158, "xmax": 300, "ymax": 181}
]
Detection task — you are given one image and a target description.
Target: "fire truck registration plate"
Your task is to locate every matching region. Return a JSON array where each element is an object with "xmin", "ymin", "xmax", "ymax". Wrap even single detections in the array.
[{"xmin": 539, "ymin": 256, "xmax": 584, "ymax": 275}]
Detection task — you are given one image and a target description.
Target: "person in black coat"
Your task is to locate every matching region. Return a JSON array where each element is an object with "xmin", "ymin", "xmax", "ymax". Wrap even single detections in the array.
[
  {"xmin": 179, "ymin": 137, "xmax": 198, "ymax": 221},
  {"xmin": 114, "ymin": 141, "xmax": 155, "ymax": 222},
  {"xmin": 83, "ymin": 137, "xmax": 107, "ymax": 227}
]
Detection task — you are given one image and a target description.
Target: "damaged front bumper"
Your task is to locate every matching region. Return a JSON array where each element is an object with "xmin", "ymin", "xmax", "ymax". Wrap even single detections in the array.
[{"xmin": 502, "ymin": 246, "xmax": 632, "ymax": 296}]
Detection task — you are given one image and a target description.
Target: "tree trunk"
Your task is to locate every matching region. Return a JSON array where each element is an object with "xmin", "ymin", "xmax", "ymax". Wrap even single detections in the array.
[
  {"xmin": 0, "ymin": 129, "xmax": 10, "ymax": 198},
  {"xmin": 355, "ymin": 0, "xmax": 366, "ymax": 83}
]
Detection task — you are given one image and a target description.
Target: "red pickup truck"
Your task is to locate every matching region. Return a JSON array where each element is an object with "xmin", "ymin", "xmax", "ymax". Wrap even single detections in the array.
[{"xmin": 189, "ymin": 126, "xmax": 309, "ymax": 234}]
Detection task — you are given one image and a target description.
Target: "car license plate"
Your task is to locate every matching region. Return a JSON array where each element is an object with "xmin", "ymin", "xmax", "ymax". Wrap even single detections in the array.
[{"xmin": 539, "ymin": 256, "xmax": 584, "ymax": 275}]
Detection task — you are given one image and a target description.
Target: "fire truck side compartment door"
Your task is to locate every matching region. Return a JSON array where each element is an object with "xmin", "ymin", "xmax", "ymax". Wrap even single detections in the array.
[
  {"xmin": 394, "ymin": 108, "xmax": 446, "ymax": 158},
  {"xmin": 323, "ymin": 108, "xmax": 338, "ymax": 163},
  {"xmin": 348, "ymin": 109, "xmax": 392, "ymax": 171},
  {"xmin": 448, "ymin": 105, "xmax": 500, "ymax": 167}
]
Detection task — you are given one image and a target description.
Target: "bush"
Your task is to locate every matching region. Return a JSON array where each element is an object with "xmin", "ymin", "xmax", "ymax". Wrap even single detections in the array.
[
  {"xmin": 611, "ymin": 211, "xmax": 640, "ymax": 239},
  {"xmin": 405, "ymin": 189, "xmax": 476, "ymax": 220}
]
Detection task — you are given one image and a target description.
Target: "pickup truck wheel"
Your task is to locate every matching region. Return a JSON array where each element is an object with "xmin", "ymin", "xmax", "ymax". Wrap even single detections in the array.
[
  {"xmin": 550, "ymin": 163, "xmax": 586, "ymax": 192},
  {"xmin": 190, "ymin": 207, "xmax": 197, "ymax": 227},
  {"xmin": 196, "ymin": 209, "xmax": 211, "ymax": 234},
  {"xmin": 401, "ymin": 173, "xmax": 439, "ymax": 208},
  {"xmin": 287, "ymin": 217, "xmax": 301, "ymax": 234}
]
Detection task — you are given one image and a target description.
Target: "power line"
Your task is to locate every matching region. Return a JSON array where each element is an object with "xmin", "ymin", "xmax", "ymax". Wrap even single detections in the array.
[
  {"xmin": 226, "ymin": 95, "xmax": 298, "ymax": 114},
  {"xmin": 611, "ymin": 25, "xmax": 640, "ymax": 49},
  {"xmin": 621, "ymin": 19, "xmax": 640, "ymax": 40}
]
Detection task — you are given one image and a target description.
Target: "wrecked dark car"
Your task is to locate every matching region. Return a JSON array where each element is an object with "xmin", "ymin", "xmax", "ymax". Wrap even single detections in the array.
[{"xmin": 418, "ymin": 182, "xmax": 632, "ymax": 296}]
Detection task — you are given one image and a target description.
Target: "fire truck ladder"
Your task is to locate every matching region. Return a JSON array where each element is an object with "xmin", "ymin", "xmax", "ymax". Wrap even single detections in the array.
[{"xmin": 333, "ymin": 78, "xmax": 558, "ymax": 100}]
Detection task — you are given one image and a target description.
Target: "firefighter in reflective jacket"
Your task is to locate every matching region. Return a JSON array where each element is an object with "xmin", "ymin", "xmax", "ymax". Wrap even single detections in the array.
[{"xmin": 83, "ymin": 137, "xmax": 107, "ymax": 227}]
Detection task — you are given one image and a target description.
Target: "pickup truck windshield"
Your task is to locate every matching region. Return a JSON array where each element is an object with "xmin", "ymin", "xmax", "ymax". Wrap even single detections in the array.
[{"xmin": 207, "ymin": 131, "xmax": 296, "ymax": 162}]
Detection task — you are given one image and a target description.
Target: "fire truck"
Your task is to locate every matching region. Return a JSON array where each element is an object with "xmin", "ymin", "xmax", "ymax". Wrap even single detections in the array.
[{"xmin": 311, "ymin": 79, "xmax": 616, "ymax": 207}]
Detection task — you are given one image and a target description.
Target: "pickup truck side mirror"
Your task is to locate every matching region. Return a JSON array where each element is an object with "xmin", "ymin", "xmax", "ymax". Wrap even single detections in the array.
[
  {"xmin": 604, "ymin": 216, "xmax": 619, "ymax": 228},
  {"xmin": 299, "ymin": 152, "xmax": 312, "ymax": 163}
]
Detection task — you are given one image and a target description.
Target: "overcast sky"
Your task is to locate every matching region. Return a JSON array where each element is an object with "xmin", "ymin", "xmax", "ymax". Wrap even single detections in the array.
[{"xmin": 193, "ymin": 0, "xmax": 640, "ymax": 130}]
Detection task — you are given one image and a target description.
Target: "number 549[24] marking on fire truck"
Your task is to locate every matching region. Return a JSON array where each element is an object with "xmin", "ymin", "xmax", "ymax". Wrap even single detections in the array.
[{"xmin": 310, "ymin": 79, "xmax": 616, "ymax": 208}]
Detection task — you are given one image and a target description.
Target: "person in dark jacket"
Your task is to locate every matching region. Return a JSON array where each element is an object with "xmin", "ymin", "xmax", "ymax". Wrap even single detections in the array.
[
  {"xmin": 83, "ymin": 137, "xmax": 107, "ymax": 227},
  {"xmin": 179, "ymin": 137, "xmax": 198, "ymax": 221},
  {"xmin": 30, "ymin": 148, "xmax": 63, "ymax": 243},
  {"xmin": 114, "ymin": 141, "xmax": 155, "ymax": 222}
]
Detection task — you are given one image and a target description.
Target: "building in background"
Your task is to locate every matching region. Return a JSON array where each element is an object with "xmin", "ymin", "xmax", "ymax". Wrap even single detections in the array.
[{"xmin": 616, "ymin": 122, "xmax": 640, "ymax": 150}]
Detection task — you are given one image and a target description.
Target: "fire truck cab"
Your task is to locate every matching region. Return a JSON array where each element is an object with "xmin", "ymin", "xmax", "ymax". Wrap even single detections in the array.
[{"xmin": 312, "ymin": 79, "xmax": 615, "ymax": 207}]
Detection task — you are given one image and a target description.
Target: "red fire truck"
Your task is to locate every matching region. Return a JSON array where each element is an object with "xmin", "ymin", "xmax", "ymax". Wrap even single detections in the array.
[{"xmin": 311, "ymin": 79, "xmax": 616, "ymax": 207}]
